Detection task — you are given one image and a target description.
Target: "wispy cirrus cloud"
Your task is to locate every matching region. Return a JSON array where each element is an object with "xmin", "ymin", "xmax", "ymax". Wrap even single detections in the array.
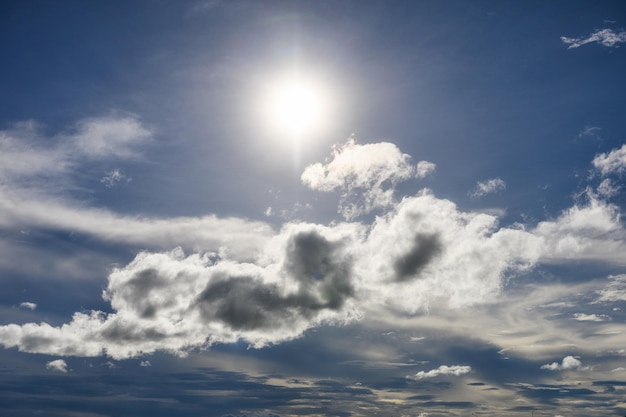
[
  {"xmin": 469, "ymin": 177, "xmax": 506, "ymax": 198},
  {"xmin": 0, "ymin": 115, "xmax": 150, "ymax": 187},
  {"xmin": 573, "ymin": 313, "xmax": 611, "ymax": 322},
  {"xmin": 561, "ymin": 28, "xmax": 626, "ymax": 49},
  {"xmin": 100, "ymin": 169, "xmax": 131, "ymax": 188},
  {"xmin": 592, "ymin": 144, "xmax": 626, "ymax": 176}
]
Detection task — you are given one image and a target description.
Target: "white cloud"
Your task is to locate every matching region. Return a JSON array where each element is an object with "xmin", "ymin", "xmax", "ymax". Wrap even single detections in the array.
[
  {"xmin": 594, "ymin": 274, "xmax": 626, "ymax": 303},
  {"xmin": 597, "ymin": 179, "xmax": 620, "ymax": 198},
  {"xmin": 592, "ymin": 144, "xmax": 626, "ymax": 176},
  {"xmin": 0, "ymin": 188, "xmax": 273, "ymax": 260},
  {"xmin": 140, "ymin": 360, "xmax": 152, "ymax": 367},
  {"xmin": 470, "ymin": 178, "xmax": 506, "ymax": 198},
  {"xmin": 0, "ymin": 116, "xmax": 151, "ymax": 187},
  {"xmin": 301, "ymin": 137, "xmax": 427, "ymax": 219},
  {"xmin": 1, "ymin": 140, "xmax": 626, "ymax": 360},
  {"xmin": 540, "ymin": 356, "xmax": 584, "ymax": 371},
  {"xmin": 359, "ymin": 190, "xmax": 542, "ymax": 311},
  {"xmin": 100, "ymin": 169, "xmax": 131, "ymax": 188},
  {"xmin": 0, "ymin": 223, "xmax": 363, "ymax": 358},
  {"xmin": 561, "ymin": 29, "xmax": 626, "ymax": 49},
  {"xmin": 0, "ymin": 121, "xmax": 68, "ymax": 183},
  {"xmin": 409, "ymin": 365, "xmax": 471, "ymax": 380},
  {"xmin": 533, "ymin": 195, "xmax": 626, "ymax": 264},
  {"xmin": 578, "ymin": 125, "xmax": 602, "ymax": 139},
  {"xmin": 415, "ymin": 160, "xmax": 436, "ymax": 179},
  {"xmin": 46, "ymin": 359, "xmax": 68, "ymax": 373},
  {"xmin": 68, "ymin": 116, "xmax": 151, "ymax": 159},
  {"xmin": 572, "ymin": 313, "xmax": 610, "ymax": 322},
  {"xmin": 19, "ymin": 302, "xmax": 37, "ymax": 310}
]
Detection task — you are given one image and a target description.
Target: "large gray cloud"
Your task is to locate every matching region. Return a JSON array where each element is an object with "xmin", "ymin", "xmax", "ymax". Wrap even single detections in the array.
[{"xmin": 1, "ymin": 140, "xmax": 625, "ymax": 360}]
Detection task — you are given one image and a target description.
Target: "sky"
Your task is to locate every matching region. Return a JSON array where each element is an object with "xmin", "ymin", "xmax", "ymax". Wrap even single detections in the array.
[{"xmin": 1, "ymin": 1, "xmax": 626, "ymax": 416}]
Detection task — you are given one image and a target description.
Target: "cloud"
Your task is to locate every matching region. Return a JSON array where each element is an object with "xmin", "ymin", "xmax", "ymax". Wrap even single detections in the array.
[
  {"xmin": 301, "ymin": 137, "xmax": 432, "ymax": 219},
  {"xmin": 140, "ymin": 360, "xmax": 152, "ymax": 367},
  {"xmin": 540, "ymin": 356, "xmax": 584, "ymax": 371},
  {"xmin": 409, "ymin": 365, "xmax": 471, "ymax": 380},
  {"xmin": 0, "ymin": 189, "xmax": 273, "ymax": 260},
  {"xmin": 592, "ymin": 144, "xmax": 626, "ymax": 176},
  {"xmin": 578, "ymin": 125, "xmax": 602, "ymax": 139},
  {"xmin": 594, "ymin": 274, "xmax": 626, "ymax": 303},
  {"xmin": 0, "ymin": 116, "xmax": 151, "ymax": 187},
  {"xmin": 470, "ymin": 178, "xmax": 506, "ymax": 198},
  {"xmin": 1, "ymin": 140, "xmax": 626, "ymax": 360},
  {"xmin": 19, "ymin": 302, "xmax": 37, "ymax": 310},
  {"xmin": 597, "ymin": 179, "xmax": 620, "ymax": 198},
  {"xmin": 561, "ymin": 29, "xmax": 626, "ymax": 49},
  {"xmin": 416, "ymin": 160, "xmax": 436, "ymax": 179},
  {"xmin": 46, "ymin": 359, "xmax": 68, "ymax": 373},
  {"xmin": 100, "ymin": 169, "xmax": 131, "ymax": 188},
  {"xmin": 0, "ymin": 224, "xmax": 362, "ymax": 358},
  {"xmin": 572, "ymin": 313, "xmax": 611, "ymax": 322},
  {"xmin": 533, "ymin": 194, "xmax": 626, "ymax": 264},
  {"xmin": 67, "ymin": 116, "xmax": 151, "ymax": 159}
]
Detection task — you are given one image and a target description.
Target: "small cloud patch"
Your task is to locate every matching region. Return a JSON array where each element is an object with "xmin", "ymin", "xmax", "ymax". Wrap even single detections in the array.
[
  {"xmin": 540, "ymin": 356, "xmax": 585, "ymax": 371},
  {"xmin": 46, "ymin": 359, "xmax": 68, "ymax": 373},
  {"xmin": 19, "ymin": 302, "xmax": 37, "ymax": 310},
  {"xmin": 470, "ymin": 178, "xmax": 506, "ymax": 198},
  {"xmin": 101, "ymin": 169, "xmax": 131, "ymax": 188},
  {"xmin": 561, "ymin": 29, "xmax": 626, "ymax": 49},
  {"xmin": 409, "ymin": 365, "xmax": 471, "ymax": 380}
]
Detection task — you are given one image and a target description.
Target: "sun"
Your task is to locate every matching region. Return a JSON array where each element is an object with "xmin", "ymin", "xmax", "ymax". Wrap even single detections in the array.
[{"xmin": 259, "ymin": 72, "xmax": 330, "ymax": 141}]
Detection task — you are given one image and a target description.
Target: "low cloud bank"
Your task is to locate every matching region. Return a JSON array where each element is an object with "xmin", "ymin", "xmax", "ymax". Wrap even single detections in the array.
[{"xmin": 1, "ymin": 139, "xmax": 625, "ymax": 359}]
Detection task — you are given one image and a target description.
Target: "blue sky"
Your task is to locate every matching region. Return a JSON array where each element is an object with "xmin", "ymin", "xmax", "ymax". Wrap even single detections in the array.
[{"xmin": 1, "ymin": 1, "xmax": 626, "ymax": 416}]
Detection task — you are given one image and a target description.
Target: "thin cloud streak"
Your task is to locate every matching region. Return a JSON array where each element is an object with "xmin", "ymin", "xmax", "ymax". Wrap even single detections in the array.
[{"xmin": 561, "ymin": 28, "xmax": 626, "ymax": 49}]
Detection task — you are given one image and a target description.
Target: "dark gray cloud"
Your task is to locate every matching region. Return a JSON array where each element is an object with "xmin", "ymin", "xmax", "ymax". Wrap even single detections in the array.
[
  {"xmin": 393, "ymin": 233, "xmax": 442, "ymax": 282},
  {"xmin": 195, "ymin": 229, "xmax": 354, "ymax": 331}
]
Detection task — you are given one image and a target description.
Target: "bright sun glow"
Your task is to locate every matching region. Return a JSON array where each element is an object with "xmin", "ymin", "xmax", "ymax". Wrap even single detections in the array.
[{"xmin": 260, "ymin": 73, "xmax": 330, "ymax": 141}]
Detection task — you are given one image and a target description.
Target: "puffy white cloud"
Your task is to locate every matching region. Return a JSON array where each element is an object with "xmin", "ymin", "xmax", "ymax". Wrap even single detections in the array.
[
  {"xmin": 301, "ymin": 138, "xmax": 428, "ymax": 219},
  {"xmin": 561, "ymin": 29, "xmax": 626, "ymax": 49},
  {"xmin": 46, "ymin": 359, "xmax": 68, "ymax": 373},
  {"xmin": 140, "ymin": 360, "xmax": 152, "ymax": 367},
  {"xmin": 540, "ymin": 356, "xmax": 584, "ymax": 371},
  {"xmin": 470, "ymin": 178, "xmax": 506, "ymax": 198},
  {"xmin": 415, "ymin": 160, "xmax": 436, "ymax": 179},
  {"xmin": 1, "ymin": 139, "xmax": 626, "ymax": 361},
  {"xmin": 409, "ymin": 365, "xmax": 471, "ymax": 380},
  {"xmin": 533, "ymin": 195, "xmax": 626, "ymax": 264},
  {"xmin": 358, "ymin": 190, "xmax": 542, "ymax": 311},
  {"xmin": 0, "ymin": 223, "xmax": 363, "ymax": 358},
  {"xmin": 19, "ymin": 302, "xmax": 37, "ymax": 310},
  {"xmin": 592, "ymin": 144, "xmax": 626, "ymax": 176}
]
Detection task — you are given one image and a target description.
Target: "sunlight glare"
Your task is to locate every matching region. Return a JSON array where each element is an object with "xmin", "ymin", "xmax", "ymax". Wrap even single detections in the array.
[{"xmin": 261, "ymin": 73, "xmax": 330, "ymax": 141}]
